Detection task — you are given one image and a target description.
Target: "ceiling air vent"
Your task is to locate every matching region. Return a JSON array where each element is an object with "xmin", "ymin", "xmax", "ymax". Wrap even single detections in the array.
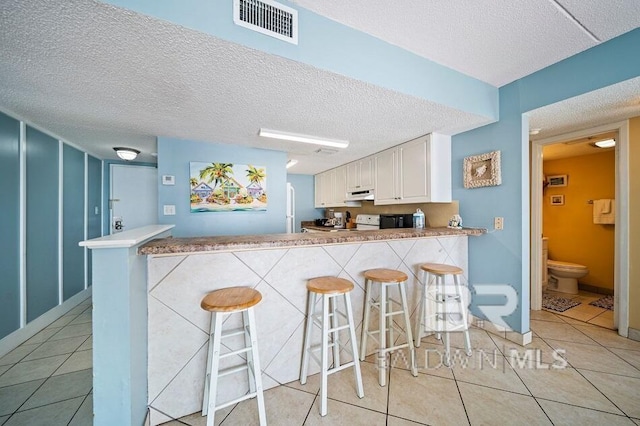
[{"xmin": 234, "ymin": 0, "xmax": 298, "ymax": 45}]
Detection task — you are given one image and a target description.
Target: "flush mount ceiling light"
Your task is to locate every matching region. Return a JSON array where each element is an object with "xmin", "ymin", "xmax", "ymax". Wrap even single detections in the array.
[
  {"xmin": 259, "ymin": 128, "xmax": 349, "ymax": 149},
  {"xmin": 286, "ymin": 159, "xmax": 298, "ymax": 169},
  {"xmin": 529, "ymin": 128, "xmax": 542, "ymax": 135},
  {"xmin": 594, "ymin": 138, "xmax": 616, "ymax": 148},
  {"xmin": 113, "ymin": 147, "xmax": 140, "ymax": 161}
]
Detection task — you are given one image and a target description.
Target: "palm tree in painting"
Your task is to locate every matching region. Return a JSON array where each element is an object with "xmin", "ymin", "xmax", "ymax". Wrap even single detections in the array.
[
  {"xmin": 246, "ymin": 165, "xmax": 267, "ymax": 203},
  {"xmin": 199, "ymin": 163, "xmax": 234, "ymax": 202},
  {"xmin": 190, "ymin": 177, "xmax": 198, "ymax": 188},
  {"xmin": 246, "ymin": 165, "xmax": 266, "ymax": 184}
]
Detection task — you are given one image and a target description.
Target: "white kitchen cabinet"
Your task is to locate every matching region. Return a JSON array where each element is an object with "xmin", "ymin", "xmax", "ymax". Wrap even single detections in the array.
[
  {"xmin": 346, "ymin": 156, "xmax": 374, "ymax": 192},
  {"xmin": 374, "ymin": 133, "xmax": 451, "ymax": 205},
  {"xmin": 314, "ymin": 165, "xmax": 348, "ymax": 207}
]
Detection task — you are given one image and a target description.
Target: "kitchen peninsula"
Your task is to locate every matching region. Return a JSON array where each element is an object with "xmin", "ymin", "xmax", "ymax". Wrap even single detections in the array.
[{"xmin": 139, "ymin": 226, "xmax": 483, "ymax": 424}]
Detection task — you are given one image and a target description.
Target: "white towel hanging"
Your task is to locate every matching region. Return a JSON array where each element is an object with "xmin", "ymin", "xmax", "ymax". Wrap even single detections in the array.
[{"xmin": 593, "ymin": 199, "xmax": 615, "ymax": 224}]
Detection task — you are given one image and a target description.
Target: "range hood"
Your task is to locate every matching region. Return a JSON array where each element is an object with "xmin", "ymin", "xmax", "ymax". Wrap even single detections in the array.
[{"xmin": 346, "ymin": 189, "xmax": 374, "ymax": 201}]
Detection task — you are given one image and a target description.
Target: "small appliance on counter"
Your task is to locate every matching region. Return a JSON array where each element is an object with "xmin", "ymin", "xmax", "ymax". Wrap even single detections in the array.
[{"xmin": 380, "ymin": 214, "xmax": 415, "ymax": 229}]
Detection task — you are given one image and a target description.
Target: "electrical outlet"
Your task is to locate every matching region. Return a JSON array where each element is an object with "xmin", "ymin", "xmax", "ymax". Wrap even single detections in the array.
[
  {"xmin": 494, "ymin": 217, "xmax": 504, "ymax": 230},
  {"xmin": 163, "ymin": 205, "xmax": 176, "ymax": 216}
]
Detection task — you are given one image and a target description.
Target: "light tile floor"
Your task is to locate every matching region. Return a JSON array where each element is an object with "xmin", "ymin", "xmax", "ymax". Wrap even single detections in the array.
[
  {"xmin": 0, "ymin": 299, "xmax": 93, "ymax": 426},
  {"xmin": 543, "ymin": 290, "xmax": 615, "ymax": 329},
  {"xmin": 2, "ymin": 298, "xmax": 640, "ymax": 425}
]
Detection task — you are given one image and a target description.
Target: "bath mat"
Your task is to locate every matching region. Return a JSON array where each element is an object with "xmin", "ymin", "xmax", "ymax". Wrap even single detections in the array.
[
  {"xmin": 589, "ymin": 295, "xmax": 614, "ymax": 310},
  {"xmin": 542, "ymin": 294, "xmax": 581, "ymax": 312}
]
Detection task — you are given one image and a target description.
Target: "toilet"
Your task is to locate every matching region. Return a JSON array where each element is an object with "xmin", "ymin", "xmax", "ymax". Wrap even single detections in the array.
[{"xmin": 547, "ymin": 260, "xmax": 589, "ymax": 294}]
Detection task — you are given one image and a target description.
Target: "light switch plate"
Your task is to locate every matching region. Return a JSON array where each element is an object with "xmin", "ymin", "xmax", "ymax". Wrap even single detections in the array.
[
  {"xmin": 163, "ymin": 205, "xmax": 176, "ymax": 215},
  {"xmin": 494, "ymin": 217, "xmax": 504, "ymax": 230},
  {"xmin": 162, "ymin": 175, "xmax": 175, "ymax": 185}
]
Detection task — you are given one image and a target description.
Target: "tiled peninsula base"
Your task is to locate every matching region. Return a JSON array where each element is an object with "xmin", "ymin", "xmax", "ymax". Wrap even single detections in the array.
[{"xmin": 146, "ymin": 236, "xmax": 469, "ymax": 424}]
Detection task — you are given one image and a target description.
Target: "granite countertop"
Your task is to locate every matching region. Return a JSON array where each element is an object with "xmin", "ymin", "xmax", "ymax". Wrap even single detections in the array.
[{"xmin": 139, "ymin": 227, "xmax": 486, "ymax": 255}]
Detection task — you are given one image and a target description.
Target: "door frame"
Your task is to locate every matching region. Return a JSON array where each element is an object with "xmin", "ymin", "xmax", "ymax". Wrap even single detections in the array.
[{"xmin": 530, "ymin": 120, "xmax": 629, "ymax": 337}]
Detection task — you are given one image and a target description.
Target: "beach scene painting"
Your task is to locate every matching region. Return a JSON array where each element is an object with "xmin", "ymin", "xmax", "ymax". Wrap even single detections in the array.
[{"xmin": 190, "ymin": 162, "xmax": 267, "ymax": 212}]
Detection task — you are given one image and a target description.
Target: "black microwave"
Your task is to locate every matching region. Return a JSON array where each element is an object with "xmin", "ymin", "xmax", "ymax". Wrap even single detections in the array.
[{"xmin": 380, "ymin": 214, "xmax": 415, "ymax": 229}]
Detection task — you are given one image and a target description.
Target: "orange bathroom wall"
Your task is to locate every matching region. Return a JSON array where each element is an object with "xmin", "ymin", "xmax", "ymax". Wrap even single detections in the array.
[{"xmin": 543, "ymin": 151, "xmax": 615, "ymax": 291}]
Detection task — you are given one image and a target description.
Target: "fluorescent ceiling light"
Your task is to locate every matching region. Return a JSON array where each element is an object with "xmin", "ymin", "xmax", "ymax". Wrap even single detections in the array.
[
  {"xmin": 286, "ymin": 159, "xmax": 298, "ymax": 169},
  {"xmin": 113, "ymin": 147, "xmax": 140, "ymax": 161},
  {"xmin": 594, "ymin": 138, "xmax": 616, "ymax": 148},
  {"xmin": 259, "ymin": 128, "xmax": 349, "ymax": 149}
]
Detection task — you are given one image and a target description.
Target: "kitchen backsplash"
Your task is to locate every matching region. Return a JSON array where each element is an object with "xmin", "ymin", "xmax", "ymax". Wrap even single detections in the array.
[{"xmin": 325, "ymin": 201, "xmax": 459, "ymax": 228}]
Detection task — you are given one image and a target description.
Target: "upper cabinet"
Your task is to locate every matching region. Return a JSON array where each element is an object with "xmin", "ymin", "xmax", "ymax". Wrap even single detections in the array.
[
  {"xmin": 346, "ymin": 156, "xmax": 374, "ymax": 192},
  {"xmin": 314, "ymin": 165, "xmax": 348, "ymax": 208},
  {"xmin": 374, "ymin": 133, "xmax": 451, "ymax": 205}
]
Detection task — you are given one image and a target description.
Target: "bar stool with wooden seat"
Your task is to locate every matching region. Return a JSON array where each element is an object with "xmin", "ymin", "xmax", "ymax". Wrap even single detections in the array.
[
  {"xmin": 414, "ymin": 263, "xmax": 472, "ymax": 367},
  {"xmin": 300, "ymin": 277, "xmax": 364, "ymax": 417},
  {"xmin": 360, "ymin": 268, "xmax": 418, "ymax": 386},
  {"xmin": 200, "ymin": 286, "xmax": 266, "ymax": 426}
]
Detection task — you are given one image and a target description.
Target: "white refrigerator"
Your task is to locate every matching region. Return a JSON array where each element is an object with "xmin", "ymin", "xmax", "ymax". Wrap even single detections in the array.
[{"xmin": 286, "ymin": 182, "xmax": 295, "ymax": 233}]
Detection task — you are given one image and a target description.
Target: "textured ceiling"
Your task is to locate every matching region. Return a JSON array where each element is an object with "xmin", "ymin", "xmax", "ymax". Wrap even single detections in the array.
[{"xmin": 0, "ymin": 0, "xmax": 639, "ymax": 174}]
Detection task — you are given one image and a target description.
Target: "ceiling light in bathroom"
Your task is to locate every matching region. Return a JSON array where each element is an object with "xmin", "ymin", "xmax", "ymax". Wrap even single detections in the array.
[{"xmin": 594, "ymin": 138, "xmax": 616, "ymax": 148}]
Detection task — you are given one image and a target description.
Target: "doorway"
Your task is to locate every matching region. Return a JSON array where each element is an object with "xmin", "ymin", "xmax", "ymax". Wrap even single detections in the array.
[
  {"xmin": 530, "ymin": 121, "xmax": 630, "ymax": 337},
  {"xmin": 109, "ymin": 164, "xmax": 158, "ymax": 234}
]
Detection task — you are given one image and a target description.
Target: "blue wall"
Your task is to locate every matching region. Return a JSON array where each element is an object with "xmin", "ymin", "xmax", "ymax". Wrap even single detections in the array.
[
  {"xmin": 453, "ymin": 28, "xmax": 640, "ymax": 332},
  {"xmin": 63, "ymin": 144, "xmax": 86, "ymax": 300},
  {"xmin": 0, "ymin": 110, "xmax": 103, "ymax": 340},
  {"xmin": 26, "ymin": 126, "xmax": 60, "ymax": 322},
  {"xmin": 0, "ymin": 112, "xmax": 21, "ymax": 339},
  {"xmin": 287, "ymin": 173, "xmax": 323, "ymax": 232},
  {"xmin": 158, "ymin": 137, "xmax": 287, "ymax": 237},
  {"xmin": 87, "ymin": 155, "xmax": 103, "ymax": 286}
]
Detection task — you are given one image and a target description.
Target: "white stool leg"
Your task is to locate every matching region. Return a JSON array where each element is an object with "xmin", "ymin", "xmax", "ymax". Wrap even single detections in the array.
[
  {"xmin": 415, "ymin": 272, "xmax": 426, "ymax": 348},
  {"xmin": 246, "ymin": 307, "xmax": 267, "ymax": 426},
  {"xmin": 243, "ymin": 309, "xmax": 256, "ymax": 394},
  {"xmin": 204, "ymin": 313, "xmax": 224, "ymax": 426},
  {"xmin": 387, "ymin": 287, "xmax": 394, "ymax": 349},
  {"xmin": 438, "ymin": 275, "xmax": 452, "ymax": 367},
  {"xmin": 202, "ymin": 313, "xmax": 215, "ymax": 416},
  {"xmin": 300, "ymin": 291, "xmax": 315, "ymax": 384},
  {"xmin": 435, "ymin": 274, "xmax": 443, "ymax": 342},
  {"xmin": 399, "ymin": 282, "xmax": 418, "ymax": 377},
  {"xmin": 359, "ymin": 279, "xmax": 372, "ymax": 361},
  {"xmin": 344, "ymin": 292, "xmax": 364, "ymax": 398},
  {"xmin": 378, "ymin": 281, "xmax": 387, "ymax": 386},
  {"xmin": 320, "ymin": 294, "xmax": 330, "ymax": 416},
  {"xmin": 330, "ymin": 295, "xmax": 340, "ymax": 368},
  {"xmin": 454, "ymin": 274, "xmax": 473, "ymax": 356}
]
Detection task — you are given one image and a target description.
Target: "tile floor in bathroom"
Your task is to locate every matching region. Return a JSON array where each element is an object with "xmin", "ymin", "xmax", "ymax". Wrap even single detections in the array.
[
  {"xmin": 2, "ymin": 298, "xmax": 640, "ymax": 425},
  {"xmin": 542, "ymin": 290, "xmax": 615, "ymax": 330}
]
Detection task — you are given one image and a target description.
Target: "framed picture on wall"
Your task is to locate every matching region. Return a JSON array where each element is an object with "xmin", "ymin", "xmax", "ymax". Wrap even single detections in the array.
[
  {"xmin": 546, "ymin": 174, "xmax": 567, "ymax": 187},
  {"xmin": 550, "ymin": 194, "xmax": 564, "ymax": 206},
  {"xmin": 189, "ymin": 162, "xmax": 267, "ymax": 213},
  {"xmin": 463, "ymin": 150, "xmax": 501, "ymax": 189}
]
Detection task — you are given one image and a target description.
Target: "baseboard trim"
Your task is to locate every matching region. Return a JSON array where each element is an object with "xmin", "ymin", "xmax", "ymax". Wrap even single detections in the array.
[
  {"xmin": 471, "ymin": 316, "xmax": 533, "ymax": 346},
  {"xmin": 628, "ymin": 327, "xmax": 640, "ymax": 342},
  {"xmin": 0, "ymin": 288, "xmax": 92, "ymax": 358},
  {"xmin": 578, "ymin": 283, "xmax": 614, "ymax": 296}
]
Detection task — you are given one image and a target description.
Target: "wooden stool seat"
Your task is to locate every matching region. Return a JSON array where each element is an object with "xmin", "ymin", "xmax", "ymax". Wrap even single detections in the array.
[
  {"xmin": 201, "ymin": 287, "xmax": 262, "ymax": 312},
  {"xmin": 363, "ymin": 268, "xmax": 408, "ymax": 283},
  {"xmin": 307, "ymin": 277, "xmax": 354, "ymax": 294},
  {"xmin": 420, "ymin": 263, "xmax": 463, "ymax": 275}
]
